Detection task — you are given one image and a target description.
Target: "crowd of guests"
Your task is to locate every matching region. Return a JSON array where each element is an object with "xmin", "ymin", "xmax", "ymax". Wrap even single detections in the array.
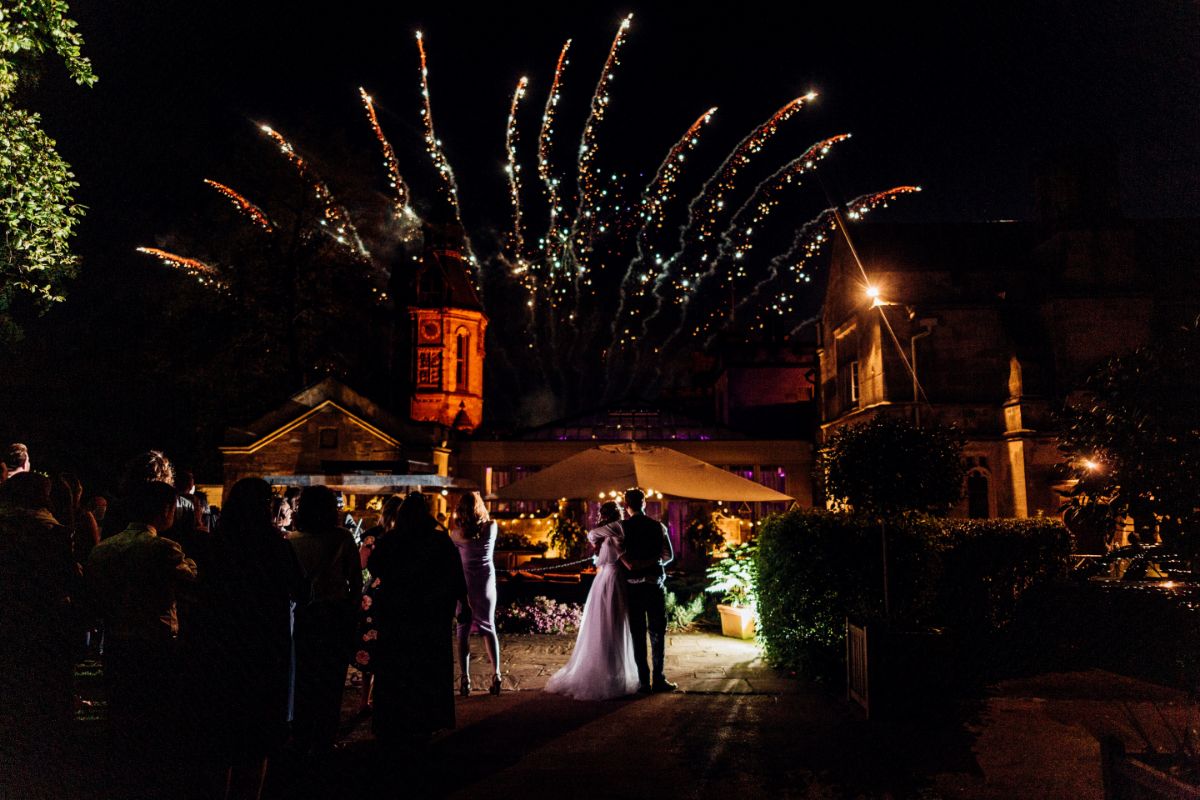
[{"xmin": 0, "ymin": 442, "xmax": 496, "ymax": 800}]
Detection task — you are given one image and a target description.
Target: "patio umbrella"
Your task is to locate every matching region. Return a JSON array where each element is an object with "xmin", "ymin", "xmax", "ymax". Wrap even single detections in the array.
[{"xmin": 491, "ymin": 443, "xmax": 792, "ymax": 501}]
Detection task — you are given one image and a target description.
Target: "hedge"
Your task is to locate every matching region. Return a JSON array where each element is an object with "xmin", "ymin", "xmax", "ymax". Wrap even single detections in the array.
[{"xmin": 754, "ymin": 510, "xmax": 1072, "ymax": 679}]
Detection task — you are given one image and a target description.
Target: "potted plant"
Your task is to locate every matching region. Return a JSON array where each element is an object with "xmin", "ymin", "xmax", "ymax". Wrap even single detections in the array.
[{"xmin": 706, "ymin": 541, "xmax": 758, "ymax": 639}]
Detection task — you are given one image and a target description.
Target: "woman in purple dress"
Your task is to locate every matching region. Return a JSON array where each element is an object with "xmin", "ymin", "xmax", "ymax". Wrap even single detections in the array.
[{"xmin": 450, "ymin": 492, "xmax": 501, "ymax": 696}]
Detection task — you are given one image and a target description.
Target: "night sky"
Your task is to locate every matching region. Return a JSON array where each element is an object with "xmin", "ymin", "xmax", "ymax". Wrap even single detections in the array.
[
  {"xmin": 6, "ymin": 0, "xmax": 1200, "ymax": 480},
  {"xmin": 44, "ymin": 1, "xmax": 1200, "ymax": 275}
]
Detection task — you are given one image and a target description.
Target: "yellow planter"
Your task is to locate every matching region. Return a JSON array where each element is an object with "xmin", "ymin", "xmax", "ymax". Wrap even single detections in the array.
[{"xmin": 717, "ymin": 604, "xmax": 756, "ymax": 639}]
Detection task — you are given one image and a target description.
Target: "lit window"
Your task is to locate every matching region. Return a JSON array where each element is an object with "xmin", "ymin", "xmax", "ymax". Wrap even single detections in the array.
[{"xmin": 455, "ymin": 331, "xmax": 469, "ymax": 391}]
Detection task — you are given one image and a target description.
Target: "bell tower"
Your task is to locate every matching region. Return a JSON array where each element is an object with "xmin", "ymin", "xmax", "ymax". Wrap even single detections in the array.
[{"xmin": 407, "ymin": 224, "xmax": 487, "ymax": 431}]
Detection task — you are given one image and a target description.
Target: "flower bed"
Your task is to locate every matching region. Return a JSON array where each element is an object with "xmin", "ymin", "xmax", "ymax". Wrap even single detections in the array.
[{"xmin": 496, "ymin": 595, "xmax": 584, "ymax": 634}]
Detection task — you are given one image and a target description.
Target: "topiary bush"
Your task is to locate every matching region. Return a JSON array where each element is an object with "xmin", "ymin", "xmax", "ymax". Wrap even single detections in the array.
[{"xmin": 754, "ymin": 510, "xmax": 1072, "ymax": 681}]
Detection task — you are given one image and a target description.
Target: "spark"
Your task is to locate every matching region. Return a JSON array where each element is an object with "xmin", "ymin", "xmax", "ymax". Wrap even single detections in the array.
[
  {"xmin": 258, "ymin": 124, "xmax": 369, "ymax": 258},
  {"xmin": 570, "ymin": 14, "xmax": 633, "ymax": 266},
  {"xmin": 505, "ymin": 76, "xmax": 530, "ymax": 267},
  {"xmin": 203, "ymin": 179, "xmax": 273, "ymax": 232},
  {"xmin": 136, "ymin": 247, "xmax": 224, "ymax": 288},
  {"xmin": 414, "ymin": 30, "xmax": 475, "ymax": 268},
  {"xmin": 538, "ymin": 39, "xmax": 572, "ymax": 250},
  {"xmin": 358, "ymin": 87, "xmax": 412, "ymax": 217}
]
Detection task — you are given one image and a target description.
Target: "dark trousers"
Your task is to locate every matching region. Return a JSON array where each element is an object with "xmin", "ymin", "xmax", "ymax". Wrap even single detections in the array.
[
  {"xmin": 103, "ymin": 637, "xmax": 184, "ymax": 798},
  {"xmin": 625, "ymin": 581, "xmax": 667, "ymax": 686}
]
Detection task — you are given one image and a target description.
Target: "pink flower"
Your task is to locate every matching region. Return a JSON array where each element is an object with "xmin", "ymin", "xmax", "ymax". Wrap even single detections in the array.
[{"xmin": 355, "ymin": 650, "xmax": 370, "ymax": 665}]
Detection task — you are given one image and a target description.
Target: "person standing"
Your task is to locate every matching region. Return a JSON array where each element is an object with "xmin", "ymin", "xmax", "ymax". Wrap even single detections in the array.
[
  {"xmin": 367, "ymin": 492, "xmax": 470, "ymax": 742},
  {"xmin": 85, "ymin": 480, "xmax": 199, "ymax": 796},
  {"xmin": 619, "ymin": 488, "xmax": 677, "ymax": 693},
  {"xmin": 450, "ymin": 492, "xmax": 502, "ymax": 696},
  {"xmin": 351, "ymin": 493, "xmax": 404, "ymax": 716},
  {"xmin": 544, "ymin": 501, "xmax": 640, "ymax": 700},
  {"xmin": 0, "ymin": 473, "xmax": 76, "ymax": 734},
  {"xmin": 201, "ymin": 478, "xmax": 306, "ymax": 800},
  {"xmin": 287, "ymin": 486, "xmax": 361, "ymax": 757}
]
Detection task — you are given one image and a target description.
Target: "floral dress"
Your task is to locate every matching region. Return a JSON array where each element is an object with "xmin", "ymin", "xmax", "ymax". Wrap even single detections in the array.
[{"xmin": 352, "ymin": 526, "xmax": 383, "ymax": 672}]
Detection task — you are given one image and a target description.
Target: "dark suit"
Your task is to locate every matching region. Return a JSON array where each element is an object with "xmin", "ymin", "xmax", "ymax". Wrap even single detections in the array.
[{"xmin": 621, "ymin": 512, "xmax": 673, "ymax": 687}]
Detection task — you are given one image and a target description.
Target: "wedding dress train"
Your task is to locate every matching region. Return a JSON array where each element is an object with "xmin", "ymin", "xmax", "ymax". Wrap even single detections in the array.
[{"xmin": 544, "ymin": 526, "xmax": 641, "ymax": 700}]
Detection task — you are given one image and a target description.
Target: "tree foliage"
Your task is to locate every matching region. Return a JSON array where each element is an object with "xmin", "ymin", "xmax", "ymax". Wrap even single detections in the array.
[
  {"xmin": 0, "ymin": 0, "xmax": 95, "ymax": 343},
  {"xmin": 819, "ymin": 415, "xmax": 965, "ymax": 516},
  {"xmin": 1060, "ymin": 318, "xmax": 1200, "ymax": 549}
]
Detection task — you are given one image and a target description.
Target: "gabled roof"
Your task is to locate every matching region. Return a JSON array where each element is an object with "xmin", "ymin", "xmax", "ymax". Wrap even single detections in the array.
[{"xmin": 221, "ymin": 377, "xmax": 442, "ymax": 452}]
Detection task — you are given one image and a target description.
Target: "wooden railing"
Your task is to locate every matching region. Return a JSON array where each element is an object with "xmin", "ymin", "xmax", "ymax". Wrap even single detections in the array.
[{"xmin": 846, "ymin": 619, "xmax": 869, "ymax": 717}]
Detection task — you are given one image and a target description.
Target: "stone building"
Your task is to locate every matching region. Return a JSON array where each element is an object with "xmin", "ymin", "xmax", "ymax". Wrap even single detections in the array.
[
  {"xmin": 817, "ymin": 210, "xmax": 1199, "ymax": 520},
  {"xmin": 220, "ymin": 224, "xmax": 485, "ymax": 502}
]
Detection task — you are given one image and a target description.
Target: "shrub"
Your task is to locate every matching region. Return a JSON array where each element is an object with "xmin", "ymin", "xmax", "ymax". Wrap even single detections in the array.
[
  {"xmin": 754, "ymin": 510, "xmax": 1071, "ymax": 680},
  {"xmin": 819, "ymin": 416, "xmax": 965, "ymax": 515},
  {"xmin": 496, "ymin": 596, "xmax": 583, "ymax": 634}
]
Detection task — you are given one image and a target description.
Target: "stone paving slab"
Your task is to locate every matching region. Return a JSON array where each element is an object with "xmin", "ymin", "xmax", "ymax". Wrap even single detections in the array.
[{"xmin": 448, "ymin": 630, "xmax": 802, "ymax": 696}]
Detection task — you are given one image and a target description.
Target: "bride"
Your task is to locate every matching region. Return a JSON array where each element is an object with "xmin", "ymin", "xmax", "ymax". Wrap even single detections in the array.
[{"xmin": 544, "ymin": 501, "xmax": 641, "ymax": 700}]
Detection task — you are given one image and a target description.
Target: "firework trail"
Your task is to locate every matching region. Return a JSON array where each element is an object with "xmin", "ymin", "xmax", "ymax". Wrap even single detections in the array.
[
  {"xmin": 505, "ymin": 76, "xmax": 530, "ymax": 270},
  {"xmin": 136, "ymin": 247, "xmax": 224, "ymax": 287},
  {"xmin": 203, "ymin": 179, "xmax": 274, "ymax": 232},
  {"xmin": 718, "ymin": 133, "xmax": 851, "ymax": 267},
  {"xmin": 359, "ymin": 87, "xmax": 413, "ymax": 219},
  {"xmin": 635, "ymin": 93, "xmax": 817, "ymax": 350},
  {"xmin": 658, "ymin": 133, "xmax": 851, "ymax": 351},
  {"xmin": 608, "ymin": 106, "xmax": 718, "ymax": 351},
  {"xmin": 259, "ymin": 124, "xmax": 369, "ymax": 258},
  {"xmin": 569, "ymin": 14, "xmax": 633, "ymax": 272},
  {"xmin": 733, "ymin": 185, "xmax": 923, "ymax": 337},
  {"xmin": 538, "ymin": 40, "xmax": 572, "ymax": 256}
]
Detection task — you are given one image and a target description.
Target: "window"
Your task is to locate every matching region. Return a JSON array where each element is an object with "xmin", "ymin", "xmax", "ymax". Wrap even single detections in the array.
[
  {"xmin": 849, "ymin": 361, "xmax": 860, "ymax": 404},
  {"xmin": 416, "ymin": 348, "xmax": 441, "ymax": 388},
  {"xmin": 318, "ymin": 427, "xmax": 339, "ymax": 449},
  {"xmin": 455, "ymin": 330, "xmax": 469, "ymax": 391},
  {"xmin": 967, "ymin": 470, "xmax": 990, "ymax": 518}
]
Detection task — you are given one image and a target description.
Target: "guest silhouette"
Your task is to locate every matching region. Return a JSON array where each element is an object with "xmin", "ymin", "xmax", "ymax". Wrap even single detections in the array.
[{"xmin": 368, "ymin": 492, "xmax": 470, "ymax": 742}]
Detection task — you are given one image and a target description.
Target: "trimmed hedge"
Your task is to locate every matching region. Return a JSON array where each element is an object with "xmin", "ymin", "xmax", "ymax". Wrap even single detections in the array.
[{"xmin": 754, "ymin": 510, "xmax": 1072, "ymax": 679}]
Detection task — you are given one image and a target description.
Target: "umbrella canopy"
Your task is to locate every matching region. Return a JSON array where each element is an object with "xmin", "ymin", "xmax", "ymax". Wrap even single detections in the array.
[{"xmin": 491, "ymin": 443, "xmax": 792, "ymax": 502}]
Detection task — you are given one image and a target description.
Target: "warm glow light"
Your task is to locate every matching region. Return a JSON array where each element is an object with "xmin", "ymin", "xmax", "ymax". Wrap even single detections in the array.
[
  {"xmin": 1082, "ymin": 458, "xmax": 1101, "ymax": 472},
  {"xmin": 865, "ymin": 286, "xmax": 880, "ymax": 300}
]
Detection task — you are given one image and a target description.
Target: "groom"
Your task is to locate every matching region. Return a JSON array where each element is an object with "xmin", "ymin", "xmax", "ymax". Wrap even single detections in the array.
[{"xmin": 619, "ymin": 488, "xmax": 677, "ymax": 693}]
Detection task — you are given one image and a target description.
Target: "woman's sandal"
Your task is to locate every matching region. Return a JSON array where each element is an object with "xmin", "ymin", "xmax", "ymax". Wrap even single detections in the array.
[
  {"xmin": 459, "ymin": 675, "xmax": 471, "ymax": 697},
  {"xmin": 489, "ymin": 675, "xmax": 502, "ymax": 696}
]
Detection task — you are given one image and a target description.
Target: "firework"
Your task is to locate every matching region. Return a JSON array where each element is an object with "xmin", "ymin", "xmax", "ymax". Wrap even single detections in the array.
[
  {"xmin": 570, "ymin": 14, "xmax": 633, "ymax": 265},
  {"xmin": 359, "ymin": 87, "xmax": 412, "ymax": 218},
  {"xmin": 608, "ymin": 107, "xmax": 719, "ymax": 350},
  {"xmin": 160, "ymin": 21, "xmax": 916, "ymax": 423},
  {"xmin": 538, "ymin": 39, "xmax": 572, "ymax": 241},
  {"xmin": 505, "ymin": 76, "xmax": 530, "ymax": 268},
  {"xmin": 203, "ymin": 179, "xmax": 274, "ymax": 232},
  {"xmin": 258, "ymin": 124, "xmax": 369, "ymax": 258},
  {"xmin": 645, "ymin": 93, "xmax": 818, "ymax": 318},
  {"xmin": 136, "ymin": 247, "xmax": 224, "ymax": 287},
  {"xmin": 414, "ymin": 30, "xmax": 476, "ymax": 268}
]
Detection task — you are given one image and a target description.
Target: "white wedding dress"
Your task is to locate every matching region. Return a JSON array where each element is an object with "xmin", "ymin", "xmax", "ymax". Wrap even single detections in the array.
[{"xmin": 544, "ymin": 523, "xmax": 641, "ymax": 700}]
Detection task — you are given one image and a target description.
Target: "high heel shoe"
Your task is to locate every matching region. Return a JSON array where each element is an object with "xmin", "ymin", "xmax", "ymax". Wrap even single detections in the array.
[
  {"xmin": 459, "ymin": 675, "xmax": 471, "ymax": 697},
  {"xmin": 489, "ymin": 675, "xmax": 502, "ymax": 696}
]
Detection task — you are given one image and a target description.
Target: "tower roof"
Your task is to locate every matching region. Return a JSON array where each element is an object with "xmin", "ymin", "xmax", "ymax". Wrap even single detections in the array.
[{"xmin": 411, "ymin": 222, "xmax": 483, "ymax": 311}]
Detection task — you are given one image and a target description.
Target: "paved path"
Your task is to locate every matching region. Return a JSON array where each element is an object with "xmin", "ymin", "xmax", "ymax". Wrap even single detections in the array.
[
  {"xmin": 304, "ymin": 632, "xmax": 946, "ymax": 799},
  {"xmin": 20, "ymin": 631, "xmax": 1193, "ymax": 798}
]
